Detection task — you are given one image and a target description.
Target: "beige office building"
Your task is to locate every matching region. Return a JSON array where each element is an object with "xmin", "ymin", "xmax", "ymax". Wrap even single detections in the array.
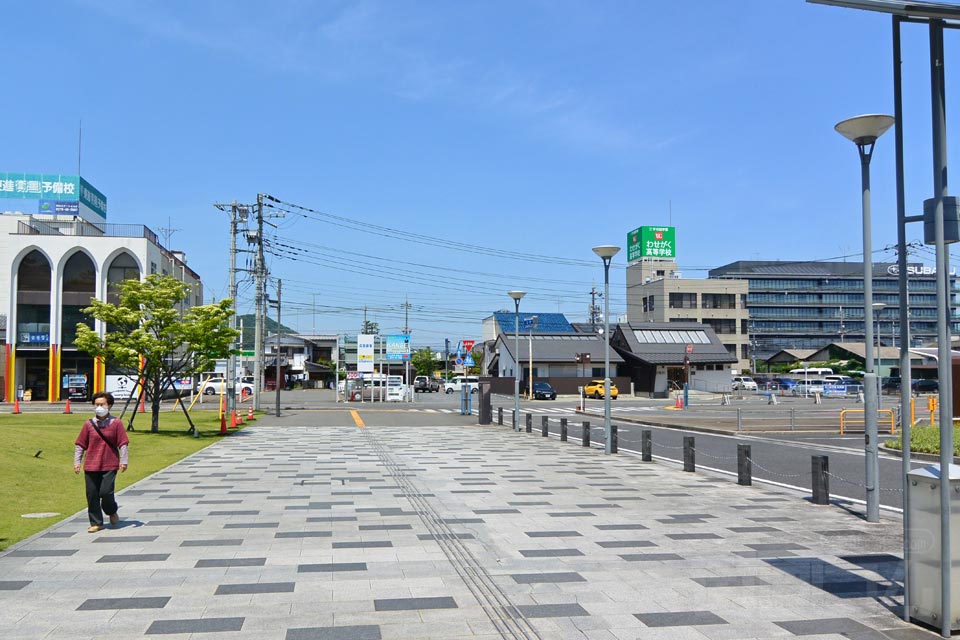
[{"xmin": 626, "ymin": 258, "xmax": 751, "ymax": 372}]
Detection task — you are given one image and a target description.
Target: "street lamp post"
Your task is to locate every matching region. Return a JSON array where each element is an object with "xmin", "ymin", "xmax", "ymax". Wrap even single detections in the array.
[
  {"xmin": 508, "ymin": 291, "xmax": 526, "ymax": 431},
  {"xmin": 835, "ymin": 113, "xmax": 895, "ymax": 523},
  {"xmin": 592, "ymin": 245, "xmax": 621, "ymax": 454}
]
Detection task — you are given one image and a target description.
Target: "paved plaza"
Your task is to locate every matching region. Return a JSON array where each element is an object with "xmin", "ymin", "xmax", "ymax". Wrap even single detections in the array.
[{"xmin": 0, "ymin": 409, "xmax": 938, "ymax": 639}]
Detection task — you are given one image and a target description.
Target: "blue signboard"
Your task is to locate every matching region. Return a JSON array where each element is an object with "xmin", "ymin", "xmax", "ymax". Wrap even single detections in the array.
[{"xmin": 385, "ymin": 334, "xmax": 411, "ymax": 361}]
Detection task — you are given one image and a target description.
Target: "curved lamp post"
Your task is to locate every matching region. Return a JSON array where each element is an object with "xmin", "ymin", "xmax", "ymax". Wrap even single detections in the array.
[
  {"xmin": 508, "ymin": 290, "xmax": 526, "ymax": 431},
  {"xmin": 592, "ymin": 245, "xmax": 620, "ymax": 454},
  {"xmin": 835, "ymin": 113, "xmax": 895, "ymax": 523}
]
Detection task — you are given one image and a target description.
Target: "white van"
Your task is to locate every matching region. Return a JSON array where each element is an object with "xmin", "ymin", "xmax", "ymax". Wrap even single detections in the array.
[
  {"xmin": 789, "ymin": 367, "xmax": 833, "ymax": 377},
  {"xmin": 444, "ymin": 376, "xmax": 479, "ymax": 394}
]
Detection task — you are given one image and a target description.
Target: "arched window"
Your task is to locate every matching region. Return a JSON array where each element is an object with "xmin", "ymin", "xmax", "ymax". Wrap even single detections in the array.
[
  {"xmin": 106, "ymin": 253, "xmax": 140, "ymax": 304},
  {"xmin": 16, "ymin": 250, "xmax": 52, "ymax": 347},
  {"xmin": 61, "ymin": 252, "xmax": 96, "ymax": 346}
]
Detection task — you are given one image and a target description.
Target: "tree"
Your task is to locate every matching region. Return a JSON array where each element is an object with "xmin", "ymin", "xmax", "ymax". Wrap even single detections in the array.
[
  {"xmin": 411, "ymin": 348, "xmax": 436, "ymax": 376},
  {"xmin": 74, "ymin": 274, "xmax": 240, "ymax": 432}
]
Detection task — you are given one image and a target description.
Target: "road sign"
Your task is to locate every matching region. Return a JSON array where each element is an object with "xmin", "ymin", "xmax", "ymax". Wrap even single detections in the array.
[
  {"xmin": 463, "ymin": 339, "xmax": 475, "ymax": 352},
  {"xmin": 455, "ymin": 357, "xmax": 464, "ymax": 366},
  {"xmin": 464, "ymin": 354, "xmax": 475, "ymax": 366},
  {"xmin": 686, "ymin": 344, "xmax": 693, "ymax": 354}
]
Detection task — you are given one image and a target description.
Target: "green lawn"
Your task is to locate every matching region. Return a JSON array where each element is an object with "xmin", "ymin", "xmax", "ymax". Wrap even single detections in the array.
[{"xmin": 0, "ymin": 410, "xmax": 250, "ymax": 550}]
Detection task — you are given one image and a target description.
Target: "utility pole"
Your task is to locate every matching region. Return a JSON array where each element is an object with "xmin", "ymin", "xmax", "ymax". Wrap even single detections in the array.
[
  {"xmin": 253, "ymin": 194, "xmax": 265, "ymax": 411},
  {"xmin": 274, "ymin": 280, "xmax": 282, "ymax": 417},
  {"xmin": 590, "ymin": 287, "xmax": 601, "ymax": 331},
  {"xmin": 404, "ymin": 295, "xmax": 411, "ymax": 401},
  {"xmin": 214, "ymin": 200, "xmax": 248, "ymax": 416}
]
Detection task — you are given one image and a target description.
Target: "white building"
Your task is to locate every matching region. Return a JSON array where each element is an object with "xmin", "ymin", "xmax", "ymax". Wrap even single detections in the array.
[{"xmin": 0, "ymin": 209, "xmax": 202, "ymax": 402}]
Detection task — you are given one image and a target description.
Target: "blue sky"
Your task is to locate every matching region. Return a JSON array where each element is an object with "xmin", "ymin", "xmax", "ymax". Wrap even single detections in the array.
[{"xmin": 4, "ymin": 1, "xmax": 955, "ymax": 349}]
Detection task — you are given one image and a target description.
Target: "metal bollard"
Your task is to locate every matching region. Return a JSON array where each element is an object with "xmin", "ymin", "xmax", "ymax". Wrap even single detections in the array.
[
  {"xmin": 582, "ymin": 421, "xmax": 590, "ymax": 447},
  {"xmin": 541, "ymin": 415, "xmax": 549, "ymax": 437},
  {"xmin": 641, "ymin": 430, "xmax": 651, "ymax": 461},
  {"xmin": 683, "ymin": 436, "xmax": 695, "ymax": 472},
  {"xmin": 812, "ymin": 455, "xmax": 830, "ymax": 505},
  {"xmin": 512, "ymin": 410, "xmax": 518, "ymax": 431},
  {"xmin": 737, "ymin": 408, "xmax": 742, "ymax": 432},
  {"xmin": 525, "ymin": 413, "xmax": 532, "ymax": 433},
  {"xmin": 790, "ymin": 408, "xmax": 796, "ymax": 431},
  {"xmin": 610, "ymin": 424, "xmax": 618, "ymax": 454},
  {"xmin": 498, "ymin": 406, "xmax": 503, "ymax": 426},
  {"xmin": 737, "ymin": 444, "xmax": 752, "ymax": 486},
  {"xmin": 560, "ymin": 418, "xmax": 568, "ymax": 442}
]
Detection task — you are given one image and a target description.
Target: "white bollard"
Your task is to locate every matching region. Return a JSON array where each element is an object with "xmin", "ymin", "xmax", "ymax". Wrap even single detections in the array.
[
  {"xmin": 721, "ymin": 393, "xmax": 729, "ymax": 406},
  {"xmin": 768, "ymin": 393, "xmax": 778, "ymax": 405},
  {"xmin": 813, "ymin": 391, "xmax": 822, "ymax": 405}
]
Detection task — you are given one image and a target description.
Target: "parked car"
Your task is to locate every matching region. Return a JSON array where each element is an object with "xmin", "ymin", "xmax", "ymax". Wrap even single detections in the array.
[
  {"xmin": 792, "ymin": 380, "xmax": 825, "ymax": 396},
  {"xmin": 531, "ymin": 381, "xmax": 556, "ymax": 400},
  {"xmin": 444, "ymin": 376, "xmax": 479, "ymax": 394},
  {"xmin": 414, "ymin": 375, "xmax": 441, "ymax": 393},
  {"xmin": 200, "ymin": 377, "xmax": 255, "ymax": 397},
  {"xmin": 583, "ymin": 380, "xmax": 618, "ymax": 399},
  {"xmin": 881, "ymin": 377, "xmax": 901, "ymax": 393},
  {"xmin": 731, "ymin": 376, "xmax": 758, "ymax": 391},
  {"xmin": 912, "ymin": 378, "xmax": 939, "ymax": 394},
  {"xmin": 773, "ymin": 377, "xmax": 798, "ymax": 390}
]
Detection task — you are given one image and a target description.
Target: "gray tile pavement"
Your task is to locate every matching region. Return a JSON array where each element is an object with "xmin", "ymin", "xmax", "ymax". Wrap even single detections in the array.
[{"xmin": 0, "ymin": 412, "xmax": 940, "ymax": 639}]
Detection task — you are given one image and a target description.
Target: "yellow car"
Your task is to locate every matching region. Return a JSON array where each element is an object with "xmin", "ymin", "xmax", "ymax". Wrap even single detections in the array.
[{"xmin": 583, "ymin": 380, "xmax": 618, "ymax": 399}]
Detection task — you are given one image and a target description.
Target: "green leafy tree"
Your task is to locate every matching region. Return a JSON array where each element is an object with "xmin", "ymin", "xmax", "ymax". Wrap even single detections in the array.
[
  {"xmin": 411, "ymin": 348, "xmax": 436, "ymax": 376},
  {"xmin": 74, "ymin": 274, "xmax": 240, "ymax": 432}
]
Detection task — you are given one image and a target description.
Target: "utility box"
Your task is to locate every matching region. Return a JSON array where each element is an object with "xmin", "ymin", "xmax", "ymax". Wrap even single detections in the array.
[{"xmin": 907, "ymin": 464, "xmax": 960, "ymax": 630}]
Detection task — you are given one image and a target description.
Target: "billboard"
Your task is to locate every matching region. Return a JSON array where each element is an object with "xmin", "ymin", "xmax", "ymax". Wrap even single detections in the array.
[
  {"xmin": 0, "ymin": 171, "xmax": 106, "ymax": 221},
  {"xmin": 385, "ymin": 334, "xmax": 410, "ymax": 361},
  {"xmin": 627, "ymin": 226, "xmax": 676, "ymax": 261},
  {"xmin": 357, "ymin": 334, "xmax": 375, "ymax": 373}
]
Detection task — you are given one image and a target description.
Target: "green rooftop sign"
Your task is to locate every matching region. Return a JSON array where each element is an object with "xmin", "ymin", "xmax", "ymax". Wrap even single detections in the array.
[{"xmin": 627, "ymin": 226, "xmax": 675, "ymax": 261}]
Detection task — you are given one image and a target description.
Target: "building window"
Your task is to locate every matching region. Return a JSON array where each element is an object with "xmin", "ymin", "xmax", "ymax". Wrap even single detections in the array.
[
  {"xmin": 726, "ymin": 344, "xmax": 737, "ymax": 355},
  {"xmin": 702, "ymin": 293, "xmax": 736, "ymax": 309},
  {"xmin": 741, "ymin": 320, "xmax": 749, "ymax": 335},
  {"xmin": 740, "ymin": 293, "xmax": 748, "ymax": 309},
  {"xmin": 669, "ymin": 292, "xmax": 697, "ymax": 309},
  {"xmin": 741, "ymin": 344, "xmax": 750, "ymax": 359},
  {"xmin": 706, "ymin": 318, "xmax": 737, "ymax": 334},
  {"xmin": 642, "ymin": 296, "xmax": 648, "ymax": 313},
  {"xmin": 150, "ymin": 262, "xmax": 157, "ymax": 274},
  {"xmin": 649, "ymin": 295, "xmax": 655, "ymax": 312}
]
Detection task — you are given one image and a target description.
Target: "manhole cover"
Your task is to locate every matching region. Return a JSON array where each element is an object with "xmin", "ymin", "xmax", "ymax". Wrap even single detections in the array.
[{"xmin": 21, "ymin": 512, "xmax": 60, "ymax": 519}]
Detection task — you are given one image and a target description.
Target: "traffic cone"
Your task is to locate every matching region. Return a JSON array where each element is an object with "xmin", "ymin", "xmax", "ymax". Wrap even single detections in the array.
[
  {"xmin": 220, "ymin": 411, "xmax": 227, "ymax": 435},
  {"xmin": 63, "ymin": 398, "xmax": 72, "ymax": 414},
  {"xmin": 675, "ymin": 395, "xmax": 683, "ymax": 409},
  {"xmin": 247, "ymin": 405, "xmax": 255, "ymax": 421},
  {"xmin": 230, "ymin": 410, "xmax": 238, "ymax": 429},
  {"xmin": 13, "ymin": 399, "xmax": 21, "ymax": 414}
]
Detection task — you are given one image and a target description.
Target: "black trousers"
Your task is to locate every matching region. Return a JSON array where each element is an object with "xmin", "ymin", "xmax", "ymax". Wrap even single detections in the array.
[{"xmin": 84, "ymin": 470, "xmax": 118, "ymax": 526}]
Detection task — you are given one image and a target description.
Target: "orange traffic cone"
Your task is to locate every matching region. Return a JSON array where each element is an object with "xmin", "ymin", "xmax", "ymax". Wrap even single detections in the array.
[
  {"xmin": 675, "ymin": 395, "xmax": 683, "ymax": 409},
  {"xmin": 13, "ymin": 399, "xmax": 21, "ymax": 414},
  {"xmin": 230, "ymin": 410, "xmax": 238, "ymax": 429},
  {"xmin": 63, "ymin": 398, "xmax": 72, "ymax": 414},
  {"xmin": 220, "ymin": 411, "xmax": 227, "ymax": 435},
  {"xmin": 247, "ymin": 405, "xmax": 254, "ymax": 421}
]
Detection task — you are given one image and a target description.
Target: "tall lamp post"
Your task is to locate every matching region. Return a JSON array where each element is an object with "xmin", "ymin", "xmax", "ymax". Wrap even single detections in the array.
[
  {"xmin": 592, "ymin": 245, "xmax": 620, "ymax": 454},
  {"xmin": 508, "ymin": 291, "xmax": 526, "ymax": 431},
  {"xmin": 835, "ymin": 113, "xmax": 895, "ymax": 524}
]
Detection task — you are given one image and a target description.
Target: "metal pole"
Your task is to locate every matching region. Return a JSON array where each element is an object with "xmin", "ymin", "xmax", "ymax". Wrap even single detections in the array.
[
  {"xmin": 275, "ymin": 279, "xmax": 281, "ymax": 418},
  {"xmin": 603, "ymin": 258, "xmax": 613, "ymax": 454},
  {"xmin": 930, "ymin": 20, "xmax": 953, "ymax": 637},
  {"xmin": 514, "ymin": 298, "xmax": 521, "ymax": 431},
  {"xmin": 335, "ymin": 334, "xmax": 340, "ymax": 403},
  {"xmin": 859, "ymin": 140, "xmax": 880, "ymax": 524}
]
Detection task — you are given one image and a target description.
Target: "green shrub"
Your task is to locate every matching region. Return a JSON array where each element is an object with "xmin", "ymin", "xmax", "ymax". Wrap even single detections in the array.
[{"xmin": 885, "ymin": 424, "xmax": 960, "ymax": 456}]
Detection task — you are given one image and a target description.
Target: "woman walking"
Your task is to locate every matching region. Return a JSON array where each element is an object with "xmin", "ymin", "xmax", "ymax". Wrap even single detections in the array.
[{"xmin": 74, "ymin": 392, "xmax": 129, "ymax": 533}]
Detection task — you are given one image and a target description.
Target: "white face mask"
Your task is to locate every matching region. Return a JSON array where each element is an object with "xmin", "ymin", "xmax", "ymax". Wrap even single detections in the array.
[{"xmin": 94, "ymin": 405, "xmax": 109, "ymax": 418}]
